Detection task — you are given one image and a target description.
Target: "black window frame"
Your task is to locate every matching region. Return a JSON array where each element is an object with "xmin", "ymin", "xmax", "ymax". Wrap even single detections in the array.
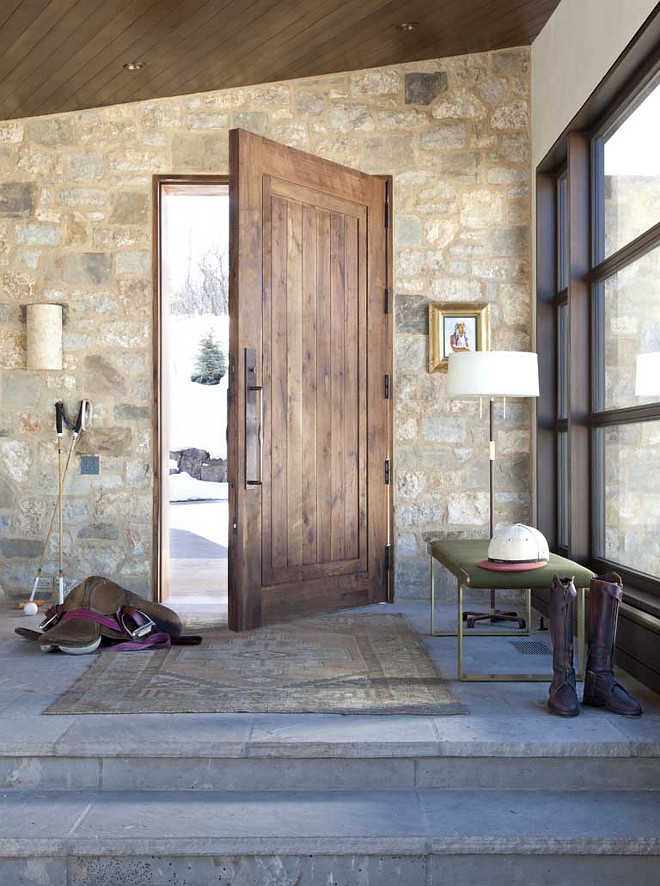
[
  {"xmin": 537, "ymin": 22, "xmax": 660, "ymax": 604},
  {"xmin": 589, "ymin": 68, "xmax": 660, "ymax": 595}
]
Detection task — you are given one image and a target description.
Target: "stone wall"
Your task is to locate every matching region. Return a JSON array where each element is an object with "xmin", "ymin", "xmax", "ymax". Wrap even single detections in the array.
[{"xmin": 0, "ymin": 48, "xmax": 532, "ymax": 601}]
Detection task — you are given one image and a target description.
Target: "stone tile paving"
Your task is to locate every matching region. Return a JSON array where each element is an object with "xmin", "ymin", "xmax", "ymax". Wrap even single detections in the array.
[{"xmin": 0, "ymin": 601, "xmax": 657, "ymax": 757}]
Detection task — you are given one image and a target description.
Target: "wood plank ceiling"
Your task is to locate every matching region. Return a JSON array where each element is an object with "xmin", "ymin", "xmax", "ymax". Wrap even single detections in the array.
[{"xmin": 0, "ymin": 0, "xmax": 560, "ymax": 121}]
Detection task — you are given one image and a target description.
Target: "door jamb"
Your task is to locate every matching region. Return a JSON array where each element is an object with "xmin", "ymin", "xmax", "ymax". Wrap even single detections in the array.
[
  {"xmin": 378, "ymin": 174, "xmax": 394, "ymax": 603},
  {"xmin": 151, "ymin": 173, "xmax": 230, "ymax": 603}
]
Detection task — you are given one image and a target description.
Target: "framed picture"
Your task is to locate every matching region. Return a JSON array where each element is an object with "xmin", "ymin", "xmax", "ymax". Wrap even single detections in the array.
[{"xmin": 428, "ymin": 302, "xmax": 491, "ymax": 372}]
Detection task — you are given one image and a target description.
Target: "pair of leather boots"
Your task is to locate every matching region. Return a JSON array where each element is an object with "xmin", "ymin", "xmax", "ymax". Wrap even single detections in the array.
[{"xmin": 548, "ymin": 572, "xmax": 643, "ymax": 717}]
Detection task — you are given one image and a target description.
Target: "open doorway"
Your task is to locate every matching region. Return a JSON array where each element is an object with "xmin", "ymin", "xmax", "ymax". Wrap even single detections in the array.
[
  {"xmin": 153, "ymin": 131, "xmax": 391, "ymax": 630},
  {"xmin": 154, "ymin": 177, "xmax": 229, "ymax": 617}
]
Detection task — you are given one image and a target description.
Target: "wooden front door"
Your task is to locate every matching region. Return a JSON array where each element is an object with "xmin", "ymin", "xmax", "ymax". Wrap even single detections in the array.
[{"xmin": 228, "ymin": 129, "xmax": 392, "ymax": 631}]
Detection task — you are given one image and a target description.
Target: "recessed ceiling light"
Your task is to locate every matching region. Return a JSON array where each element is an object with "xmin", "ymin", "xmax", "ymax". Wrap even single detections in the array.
[
  {"xmin": 397, "ymin": 22, "xmax": 418, "ymax": 31},
  {"xmin": 123, "ymin": 61, "xmax": 146, "ymax": 71}
]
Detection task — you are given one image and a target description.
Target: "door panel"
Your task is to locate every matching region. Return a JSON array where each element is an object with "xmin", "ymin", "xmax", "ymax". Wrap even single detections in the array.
[
  {"xmin": 263, "ymin": 184, "xmax": 367, "ymax": 586},
  {"xmin": 229, "ymin": 128, "xmax": 391, "ymax": 631}
]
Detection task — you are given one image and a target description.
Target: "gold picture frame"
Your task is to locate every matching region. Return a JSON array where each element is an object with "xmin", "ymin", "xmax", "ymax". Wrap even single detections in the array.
[{"xmin": 428, "ymin": 302, "xmax": 491, "ymax": 372}]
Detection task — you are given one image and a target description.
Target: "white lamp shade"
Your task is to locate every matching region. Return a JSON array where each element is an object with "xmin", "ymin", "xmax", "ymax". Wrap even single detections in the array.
[
  {"xmin": 635, "ymin": 352, "xmax": 660, "ymax": 396},
  {"xmin": 447, "ymin": 351, "xmax": 540, "ymax": 398},
  {"xmin": 26, "ymin": 303, "xmax": 63, "ymax": 371}
]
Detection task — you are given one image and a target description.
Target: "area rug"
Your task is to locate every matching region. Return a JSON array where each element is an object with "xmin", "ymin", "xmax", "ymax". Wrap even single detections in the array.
[{"xmin": 45, "ymin": 614, "xmax": 465, "ymax": 716}]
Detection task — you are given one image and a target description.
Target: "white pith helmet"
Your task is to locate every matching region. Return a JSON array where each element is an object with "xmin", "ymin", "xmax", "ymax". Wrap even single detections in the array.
[{"xmin": 479, "ymin": 523, "xmax": 550, "ymax": 572}]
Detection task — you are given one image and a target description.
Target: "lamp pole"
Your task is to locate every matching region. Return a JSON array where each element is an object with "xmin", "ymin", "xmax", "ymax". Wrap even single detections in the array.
[
  {"xmin": 489, "ymin": 397, "xmax": 495, "ymax": 539},
  {"xmin": 447, "ymin": 350, "xmax": 540, "ymax": 628},
  {"xmin": 489, "ymin": 397, "xmax": 496, "ymax": 615}
]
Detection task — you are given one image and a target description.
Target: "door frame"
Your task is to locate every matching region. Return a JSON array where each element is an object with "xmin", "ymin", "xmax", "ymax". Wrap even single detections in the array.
[
  {"xmin": 151, "ymin": 164, "xmax": 394, "ymax": 611},
  {"xmin": 380, "ymin": 174, "xmax": 394, "ymax": 604},
  {"xmin": 151, "ymin": 173, "xmax": 230, "ymax": 603}
]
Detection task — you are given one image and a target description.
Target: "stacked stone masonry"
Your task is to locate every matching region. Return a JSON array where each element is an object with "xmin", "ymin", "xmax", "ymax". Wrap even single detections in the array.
[{"xmin": 0, "ymin": 48, "xmax": 532, "ymax": 601}]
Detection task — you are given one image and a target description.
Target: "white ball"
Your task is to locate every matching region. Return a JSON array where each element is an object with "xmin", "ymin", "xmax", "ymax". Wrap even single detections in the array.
[{"xmin": 23, "ymin": 602, "xmax": 39, "ymax": 616}]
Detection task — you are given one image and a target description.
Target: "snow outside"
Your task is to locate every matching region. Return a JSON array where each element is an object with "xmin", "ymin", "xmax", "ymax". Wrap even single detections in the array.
[{"xmin": 162, "ymin": 187, "xmax": 229, "ymax": 588}]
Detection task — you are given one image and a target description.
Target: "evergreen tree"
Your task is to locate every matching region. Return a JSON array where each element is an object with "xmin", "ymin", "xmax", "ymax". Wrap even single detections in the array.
[{"xmin": 191, "ymin": 330, "xmax": 227, "ymax": 385}]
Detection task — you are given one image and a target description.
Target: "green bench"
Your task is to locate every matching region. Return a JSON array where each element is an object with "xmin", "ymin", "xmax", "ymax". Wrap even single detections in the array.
[{"xmin": 428, "ymin": 539, "xmax": 595, "ymax": 682}]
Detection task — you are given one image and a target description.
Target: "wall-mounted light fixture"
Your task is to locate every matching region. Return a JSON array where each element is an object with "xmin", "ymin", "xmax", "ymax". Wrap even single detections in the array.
[{"xmin": 26, "ymin": 303, "xmax": 63, "ymax": 371}]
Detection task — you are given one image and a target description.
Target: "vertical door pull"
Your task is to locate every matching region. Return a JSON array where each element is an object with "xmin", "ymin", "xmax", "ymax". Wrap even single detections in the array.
[{"xmin": 245, "ymin": 348, "xmax": 263, "ymax": 487}]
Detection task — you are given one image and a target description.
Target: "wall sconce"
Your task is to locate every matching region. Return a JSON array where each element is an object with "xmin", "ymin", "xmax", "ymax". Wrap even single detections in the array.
[{"xmin": 26, "ymin": 303, "xmax": 63, "ymax": 371}]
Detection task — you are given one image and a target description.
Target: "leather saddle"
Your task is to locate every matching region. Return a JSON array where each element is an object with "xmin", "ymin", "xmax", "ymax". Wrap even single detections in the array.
[{"xmin": 15, "ymin": 575, "xmax": 202, "ymax": 654}]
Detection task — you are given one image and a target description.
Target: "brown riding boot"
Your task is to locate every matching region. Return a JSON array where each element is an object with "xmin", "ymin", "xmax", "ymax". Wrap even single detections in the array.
[
  {"xmin": 548, "ymin": 576, "xmax": 580, "ymax": 717},
  {"xmin": 583, "ymin": 573, "xmax": 643, "ymax": 716}
]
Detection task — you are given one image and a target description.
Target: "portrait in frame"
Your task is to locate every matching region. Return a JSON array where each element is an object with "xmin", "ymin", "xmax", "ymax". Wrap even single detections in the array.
[{"xmin": 428, "ymin": 302, "xmax": 491, "ymax": 372}]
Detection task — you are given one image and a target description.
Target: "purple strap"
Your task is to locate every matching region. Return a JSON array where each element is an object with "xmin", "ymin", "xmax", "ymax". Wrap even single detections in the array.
[
  {"xmin": 58, "ymin": 608, "xmax": 172, "ymax": 652},
  {"xmin": 109, "ymin": 631, "xmax": 172, "ymax": 652}
]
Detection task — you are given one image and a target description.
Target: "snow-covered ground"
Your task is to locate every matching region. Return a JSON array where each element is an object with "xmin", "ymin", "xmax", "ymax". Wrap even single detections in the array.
[
  {"xmin": 161, "ymin": 190, "xmax": 230, "ymax": 599},
  {"xmin": 169, "ymin": 473, "xmax": 228, "ymax": 502},
  {"xmin": 169, "ymin": 500, "xmax": 229, "ymax": 550},
  {"xmin": 166, "ymin": 314, "xmax": 229, "ymax": 460}
]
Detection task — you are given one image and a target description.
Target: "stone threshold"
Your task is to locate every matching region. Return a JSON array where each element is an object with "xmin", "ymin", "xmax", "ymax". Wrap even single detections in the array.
[{"xmin": 2, "ymin": 712, "xmax": 659, "ymax": 759}]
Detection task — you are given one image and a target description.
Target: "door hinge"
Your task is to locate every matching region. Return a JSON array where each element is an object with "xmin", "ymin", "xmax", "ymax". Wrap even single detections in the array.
[
  {"xmin": 384, "ymin": 373, "xmax": 391, "ymax": 399},
  {"xmin": 385, "ymin": 458, "xmax": 391, "ymax": 485},
  {"xmin": 385, "ymin": 287, "xmax": 392, "ymax": 314},
  {"xmin": 385, "ymin": 544, "xmax": 392, "ymax": 571}
]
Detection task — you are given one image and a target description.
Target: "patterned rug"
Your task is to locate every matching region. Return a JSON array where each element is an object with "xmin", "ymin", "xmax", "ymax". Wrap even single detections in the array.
[{"xmin": 45, "ymin": 614, "xmax": 465, "ymax": 716}]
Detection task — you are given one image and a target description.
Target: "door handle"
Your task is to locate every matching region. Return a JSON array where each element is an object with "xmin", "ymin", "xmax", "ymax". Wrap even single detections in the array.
[{"xmin": 245, "ymin": 347, "xmax": 263, "ymax": 487}]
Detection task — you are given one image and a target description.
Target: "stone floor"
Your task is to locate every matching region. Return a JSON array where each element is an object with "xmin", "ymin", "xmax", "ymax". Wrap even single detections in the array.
[
  {"xmin": 168, "ymin": 559, "xmax": 229, "ymax": 604},
  {"xmin": 1, "ymin": 597, "xmax": 659, "ymax": 884},
  {"xmin": 1, "ymin": 596, "xmax": 658, "ymax": 750},
  {"xmin": 169, "ymin": 499, "xmax": 228, "ymax": 603}
]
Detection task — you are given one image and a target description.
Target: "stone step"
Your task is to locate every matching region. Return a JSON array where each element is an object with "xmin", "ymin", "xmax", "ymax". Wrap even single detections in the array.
[
  {"xmin": 2, "ymin": 712, "xmax": 659, "ymax": 792},
  {"xmin": 2, "ymin": 750, "xmax": 660, "ymax": 792},
  {"xmin": 0, "ymin": 789, "xmax": 658, "ymax": 885}
]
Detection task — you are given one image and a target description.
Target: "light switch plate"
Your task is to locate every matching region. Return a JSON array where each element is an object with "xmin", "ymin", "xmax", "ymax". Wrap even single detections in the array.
[{"xmin": 80, "ymin": 455, "xmax": 100, "ymax": 475}]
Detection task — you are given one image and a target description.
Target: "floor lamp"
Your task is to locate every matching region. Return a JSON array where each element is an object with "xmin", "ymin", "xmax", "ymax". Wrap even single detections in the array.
[{"xmin": 447, "ymin": 350, "xmax": 540, "ymax": 627}]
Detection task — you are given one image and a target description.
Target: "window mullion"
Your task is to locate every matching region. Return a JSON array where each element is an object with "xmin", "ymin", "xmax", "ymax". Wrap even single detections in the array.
[
  {"xmin": 566, "ymin": 132, "xmax": 592, "ymax": 564},
  {"xmin": 590, "ymin": 219, "xmax": 660, "ymax": 285}
]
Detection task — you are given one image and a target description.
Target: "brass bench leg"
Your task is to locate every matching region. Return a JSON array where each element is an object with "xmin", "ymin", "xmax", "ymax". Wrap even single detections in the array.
[
  {"xmin": 428, "ymin": 558, "xmax": 589, "ymax": 682},
  {"xmin": 458, "ymin": 587, "xmax": 558, "ymax": 682},
  {"xmin": 430, "ymin": 554, "xmax": 435, "ymax": 636},
  {"xmin": 458, "ymin": 577, "xmax": 464, "ymax": 679}
]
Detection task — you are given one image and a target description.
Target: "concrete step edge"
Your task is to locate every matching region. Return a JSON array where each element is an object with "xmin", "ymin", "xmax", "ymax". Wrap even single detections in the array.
[
  {"xmin": 1, "ymin": 740, "xmax": 659, "ymax": 759},
  {"xmin": 1, "ymin": 789, "xmax": 659, "ymax": 858},
  {"xmin": 1, "ymin": 835, "xmax": 659, "ymax": 858}
]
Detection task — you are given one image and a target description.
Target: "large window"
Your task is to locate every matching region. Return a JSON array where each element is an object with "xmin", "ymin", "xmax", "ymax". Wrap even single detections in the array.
[
  {"xmin": 538, "ymin": 64, "xmax": 660, "ymax": 600},
  {"xmin": 597, "ymin": 82, "xmax": 660, "ymax": 260},
  {"xmin": 592, "ymin": 78, "xmax": 660, "ymax": 590},
  {"xmin": 597, "ymin": 422, "xmax": 660, "ymax": 578}
]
